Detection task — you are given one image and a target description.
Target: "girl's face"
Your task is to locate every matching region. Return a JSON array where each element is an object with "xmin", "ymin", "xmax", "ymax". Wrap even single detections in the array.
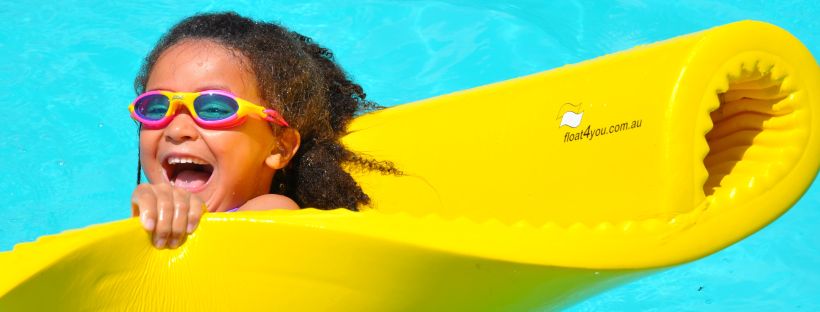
[{"xmin": 140, "ymin": 40, "xmax": 289, "ymax": 212}]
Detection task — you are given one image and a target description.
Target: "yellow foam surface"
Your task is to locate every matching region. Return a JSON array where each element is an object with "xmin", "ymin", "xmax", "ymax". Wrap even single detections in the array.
[{"xmin": 2, "ymin": 21, "xmax": 818, "ymax": 311}]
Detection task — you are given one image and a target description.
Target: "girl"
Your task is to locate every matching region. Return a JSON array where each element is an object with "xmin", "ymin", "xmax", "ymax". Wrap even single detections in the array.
[{"xmin": 130, "ymin": 12, "xmax": 391, "ymax": 249}]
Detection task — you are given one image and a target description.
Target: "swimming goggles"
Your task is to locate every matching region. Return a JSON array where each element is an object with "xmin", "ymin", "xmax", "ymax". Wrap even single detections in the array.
[{"xmin": 129, "ymin": 90, "xmax": 289, "ymax": 129}]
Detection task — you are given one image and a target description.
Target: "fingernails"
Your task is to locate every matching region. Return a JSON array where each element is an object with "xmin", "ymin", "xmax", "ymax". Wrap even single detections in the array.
[
  {"xmin": 141, "ymin": 213, "xmax": 155, "ymax": 232},
  {"xmin": 187, "ymin": 222, "xmax": 196, "ymax": 234},
  {"xmin": 169, "ymin": 238, "xmax": 179, "ymax": 249},
  {"xmin": 154, "ymin": 238, "xmax": 166, "ymax": 248}
]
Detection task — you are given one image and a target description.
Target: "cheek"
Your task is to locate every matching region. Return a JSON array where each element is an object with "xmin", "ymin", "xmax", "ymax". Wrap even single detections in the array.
[
  {"xmin": 138, "ymin": 131, "xmax": 163, "ymax": 178},
  {"xmin": 138, "ymin": 130, "xmax": 162, "ymax": 155},
  {"xmin": 204, "ymin": 125, "xmax": 277, "ymax": 172},
  {"xmin": 208, "ymin": 132, "xmax": 269, "ymax": 166}
]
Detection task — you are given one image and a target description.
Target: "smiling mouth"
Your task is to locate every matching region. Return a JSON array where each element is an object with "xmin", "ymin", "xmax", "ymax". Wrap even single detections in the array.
[{"xmin": 163, "ymin": 156, "xmax": 214, "ymax": 192}]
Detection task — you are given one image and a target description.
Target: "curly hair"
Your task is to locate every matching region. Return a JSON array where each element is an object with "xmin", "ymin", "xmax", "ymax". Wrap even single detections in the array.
[{"xmin": 134, "ymin": 12, "xmax": 398, "ymax": 210}]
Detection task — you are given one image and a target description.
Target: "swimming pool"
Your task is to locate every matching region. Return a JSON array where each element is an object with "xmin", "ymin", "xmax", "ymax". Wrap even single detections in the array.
[{"xmin": 0, "ymin": 1, "xmax": 817, "ymax": 310}]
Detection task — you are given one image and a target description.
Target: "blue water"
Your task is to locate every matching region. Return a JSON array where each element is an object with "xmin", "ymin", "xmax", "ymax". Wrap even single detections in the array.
[{"xmin": 1, "ymin": 1, "xmax": 818, "ymax": 310}]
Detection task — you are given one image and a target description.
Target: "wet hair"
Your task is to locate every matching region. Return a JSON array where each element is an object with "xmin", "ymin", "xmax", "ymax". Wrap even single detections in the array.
[{"xmin": 135, "ymin": 12, "xmax": 399, "ymax": 210}]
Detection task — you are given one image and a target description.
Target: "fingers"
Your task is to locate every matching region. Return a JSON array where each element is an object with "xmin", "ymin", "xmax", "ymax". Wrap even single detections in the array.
[
  {"xmin": 187, "ymin": 195, "xmax": 205, "ymax": 234},
  {"xmin": 168, "ymin": 187, "xmax": 190, "ymax": 249},
  {"xmin": 132, "ymin": 184, "xmax": 157, "ymax": 232},
  {"xmin": 153, "ymin": 183, "xmax": 175, "ymax": 248},
  {"xmin": 131, "ymin": 183, "xmax": 205, "ymax": 249}
]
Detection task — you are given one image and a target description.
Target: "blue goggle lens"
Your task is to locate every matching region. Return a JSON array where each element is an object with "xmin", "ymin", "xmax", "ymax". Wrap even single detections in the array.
[
  {"xmin": 193, "ymin": 94, "xmax": 239, "ymax": 121},
  {"xmin": 134, "ymin": 94, "xmax": 170, "ymax": 121}
]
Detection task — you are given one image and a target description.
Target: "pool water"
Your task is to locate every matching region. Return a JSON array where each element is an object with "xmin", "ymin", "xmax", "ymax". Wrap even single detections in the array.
[{"xmin": 1, "ymin": 1, "xmax": 818, "ymax": 310}]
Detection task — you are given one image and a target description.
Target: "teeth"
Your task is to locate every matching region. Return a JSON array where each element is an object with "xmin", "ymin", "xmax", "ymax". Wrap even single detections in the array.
[{"xmin": 167, "ymin": 156, "xmax": 208, "ymax": 165}]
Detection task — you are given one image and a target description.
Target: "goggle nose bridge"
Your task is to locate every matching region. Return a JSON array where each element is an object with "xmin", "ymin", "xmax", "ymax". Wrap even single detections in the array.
[{"xmin": 167, "ymin": 99, "xmax": 194, "ymax": 116}]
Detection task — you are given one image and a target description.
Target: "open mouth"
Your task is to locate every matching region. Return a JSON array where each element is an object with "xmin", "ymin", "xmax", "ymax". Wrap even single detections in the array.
[{"xmin": 163, "ymin": 156, "xmax": 214, "ymax": 192}]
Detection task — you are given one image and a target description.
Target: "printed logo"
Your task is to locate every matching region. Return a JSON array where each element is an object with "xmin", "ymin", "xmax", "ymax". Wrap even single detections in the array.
[
  {"xmin": 556, "ymin": 101, "xmax": 644, "ymax": 143},
  {"xmin": 556, "ymin": 102, "xmax": 584, "ymax": 128}
]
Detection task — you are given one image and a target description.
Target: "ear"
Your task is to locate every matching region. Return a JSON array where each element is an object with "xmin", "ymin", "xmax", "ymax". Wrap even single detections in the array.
[{"xmin": 265, "ymin": 128, "xmax": 301, "ymax": 170}]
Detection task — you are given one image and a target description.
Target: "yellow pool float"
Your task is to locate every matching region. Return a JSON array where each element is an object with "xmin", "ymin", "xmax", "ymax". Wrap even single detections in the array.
[{"xmin": 1, "ymin": 20, "xmax": 819, "ymax": 311}]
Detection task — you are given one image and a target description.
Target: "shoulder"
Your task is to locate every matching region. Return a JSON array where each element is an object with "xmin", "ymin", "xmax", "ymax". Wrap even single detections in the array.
[{"xmin": 238, "ymin": 194, "xmax": 300, "ymax": 211}]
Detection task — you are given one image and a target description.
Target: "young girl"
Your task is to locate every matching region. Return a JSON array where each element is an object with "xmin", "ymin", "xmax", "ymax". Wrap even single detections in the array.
[{"xmin": 130, "ymin": 12, "xmax": 388, "ymax": 249}]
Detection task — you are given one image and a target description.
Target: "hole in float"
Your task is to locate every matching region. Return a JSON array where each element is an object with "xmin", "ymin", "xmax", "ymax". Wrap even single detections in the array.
[{"xmin": 702, "ymin": 67, "xmax": 794, "ymax": 197}]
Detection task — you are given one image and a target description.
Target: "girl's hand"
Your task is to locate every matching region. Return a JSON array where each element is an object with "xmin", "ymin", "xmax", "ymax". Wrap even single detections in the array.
[{"xmin": 131, "ymin": 183, "xmax": 205, "ymax": 249}]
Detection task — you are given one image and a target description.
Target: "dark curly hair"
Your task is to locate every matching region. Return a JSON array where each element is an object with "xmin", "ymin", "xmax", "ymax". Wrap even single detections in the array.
[{"xmin": 134, "ymin": 12, "xmax": 398, "ymax": 210}]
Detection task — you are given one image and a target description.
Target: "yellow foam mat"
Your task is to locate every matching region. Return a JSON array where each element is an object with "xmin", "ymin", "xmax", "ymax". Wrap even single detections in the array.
[{"xmin": 1, "ymin": 21, "xmax": 818, "ymax": 311}]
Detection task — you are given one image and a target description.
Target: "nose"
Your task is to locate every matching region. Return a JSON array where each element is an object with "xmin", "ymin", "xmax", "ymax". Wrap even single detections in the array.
[{"xmin": 164, "ymin": 106, "xmax": 200, "ymax": 143}]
